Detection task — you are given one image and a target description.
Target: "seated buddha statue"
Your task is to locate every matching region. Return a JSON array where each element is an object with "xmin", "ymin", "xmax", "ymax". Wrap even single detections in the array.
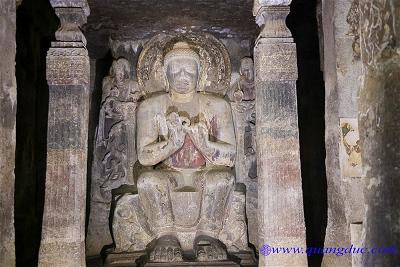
[{"xmin": 136, "ymin": 42, "xmax": 237, "ymax": 262}]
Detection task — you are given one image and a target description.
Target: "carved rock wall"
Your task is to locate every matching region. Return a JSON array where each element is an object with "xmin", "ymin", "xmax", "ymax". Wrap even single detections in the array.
[
  {"xmin": 0, "ymin": 0, "xmax": 16, "ymax": 265},
  {"xmin": 85, "ymin": 0, "xmax": 256, "ymax": 58},
  {"xmin": 320, "ymin": 0, "xmax": 363, "ymax": 266},
  {"xmin": 359, "ymin": 0, "xmax": 400, "ymax": 265}
]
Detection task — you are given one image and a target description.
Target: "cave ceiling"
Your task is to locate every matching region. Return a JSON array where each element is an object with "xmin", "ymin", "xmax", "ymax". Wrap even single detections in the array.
[{"xmin": 84, "ymin": 0, "xmax": 257, "ymax": 58}]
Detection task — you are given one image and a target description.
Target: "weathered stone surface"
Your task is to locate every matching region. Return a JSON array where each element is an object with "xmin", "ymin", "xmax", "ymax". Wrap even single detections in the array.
[
  {"xmin": 230, "ymin": 99, "xmax": 258, "ymax": 247},
  {"xmin": 358, "ymin": 0, "xmax": 400, "ymax": 265},
  {"xmin": 0, "ymin": 0, "xmax": 16, "ymax": 265},
  {"xmin": 47, "ymin": 48, "xmax": 90, "ymax": 85},
  {"xmin": 253, "ymin": 2, "xmax": 306, "ymax": 265},
  {"xmin": 350, "ymin": 223, "xmax": 362, "ymax": 266},
  {"xmin": 319, "ymin": 0, "xmax": 363, "ymax": 265},
  {"xmin": 254, "ymin": 81, "xmax": 306, "ymax": 266},
  {"xmin": 113, "ymin": 194, "xmax": 152, "ymax": 253},
  {"xmin": 219, "ymin": 189, "xmax": 249, "ymax": 252},
  {"xmin": 256, "ymin": 43, "xmax": 298, "ymax": 81},
  {"xmin": 39, "ymin": 93, "xmax": 89, "ymax": 266}
]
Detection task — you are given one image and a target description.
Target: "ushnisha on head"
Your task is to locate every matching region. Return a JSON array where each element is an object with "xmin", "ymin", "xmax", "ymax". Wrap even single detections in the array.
[{"xmin": 164, "ymin": 42, "xmax": 201, "ymax": 94}]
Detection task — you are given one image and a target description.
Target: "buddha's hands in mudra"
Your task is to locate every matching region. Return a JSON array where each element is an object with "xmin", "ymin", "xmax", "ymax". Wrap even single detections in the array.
[
  {"xmin": 184, "ymin": 122, "xmax": 209, "ymax": 150},
  {"xmin": 159, "ymin": 112, "xmax": 211, "ymax": 154}
]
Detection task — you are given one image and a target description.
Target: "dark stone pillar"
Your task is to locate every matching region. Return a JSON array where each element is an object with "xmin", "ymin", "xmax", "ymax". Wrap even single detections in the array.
[
  {"xmin": 253, "ymin": 2, "xmax": 307, "ymax": 265},
  {"xmin": 38, "ymin": 3, "xmax": 90, "ymax": 266},
  {"xmin": 0, "ymin": 0, "xmax": 16, "ymax": 265},
  {"xmin": 359, "ymin": 0, "xmax": 400, "ymax": 266}
]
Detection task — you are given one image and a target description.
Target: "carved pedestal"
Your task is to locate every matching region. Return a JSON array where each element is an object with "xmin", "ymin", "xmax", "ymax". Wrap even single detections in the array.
[
  {"xmin": 38, "ymin": 5, "xmax": 90, "ymax": 267},
  {"xmin": 108, "ymin": 189, "xmax": 255, "ymax": 266},
  {"xmin": 253, "ymin": 3, "xmax": 307, "ymax": 266}
]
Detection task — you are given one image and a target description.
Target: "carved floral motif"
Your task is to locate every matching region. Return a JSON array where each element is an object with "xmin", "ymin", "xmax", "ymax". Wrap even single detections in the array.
[{"xmin": 47, "ymin": 48, "xmax": 89, "ymax": 86}]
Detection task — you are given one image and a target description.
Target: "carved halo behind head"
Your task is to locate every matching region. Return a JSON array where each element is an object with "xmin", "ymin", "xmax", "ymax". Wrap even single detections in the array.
[{"xmin": 137, "ymin": 33, "xmax": 231, "ymax": 96}]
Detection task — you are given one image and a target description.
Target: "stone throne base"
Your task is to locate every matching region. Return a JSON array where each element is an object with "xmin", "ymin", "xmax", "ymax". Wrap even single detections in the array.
[
  {"xmin": 104, "ymin": 250, "xmax": 257, "ymax": 267},
  {"xmin": 108, "ymin": 183, "xmax": 257, "ymax": 266}
]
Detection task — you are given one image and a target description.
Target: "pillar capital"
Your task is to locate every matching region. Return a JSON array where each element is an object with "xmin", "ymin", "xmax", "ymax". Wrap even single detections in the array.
[
  {"xmin": 50, "ymin": 0, "xmax": 90, "ymax": 16},
  {"xmin": 254, "ymin": 4, "xmax": 292, "ymax": 42},
  {"xmin": 53, "ymin": 7, "xmax": 88, "ymax": 47},
  {"xmin": 253, "ymin": 0, "xmax": 292, "ymax": 14},
  {"xmin": 50, "ymin": 0, "xmax": 89, "ymax": 46}
]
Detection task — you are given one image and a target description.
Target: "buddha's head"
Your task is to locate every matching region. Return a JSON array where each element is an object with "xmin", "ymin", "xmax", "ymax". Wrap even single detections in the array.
[{"xmin": 164, "ymin": 42, "xmax": 200, "ymax": 94}]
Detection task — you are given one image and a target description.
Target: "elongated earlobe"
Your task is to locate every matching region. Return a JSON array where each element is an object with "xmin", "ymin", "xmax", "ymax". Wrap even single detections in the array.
[
  {"xmin": 163, "ymin": 68, "xmax": 169, "ymax": 92},
  {"xmin": 197, "ymin": 66, "xmax": 203, "ymax": 92}
]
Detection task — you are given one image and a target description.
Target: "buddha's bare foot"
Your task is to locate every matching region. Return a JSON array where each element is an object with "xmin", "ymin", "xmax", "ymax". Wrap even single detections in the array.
[
  {"xmin": 195, "ymin": 235, "xmax": 227, "ymax": 261},
  {"xmin": 149, "ymin": 235, "xmax": 183, "ymax": 262}
]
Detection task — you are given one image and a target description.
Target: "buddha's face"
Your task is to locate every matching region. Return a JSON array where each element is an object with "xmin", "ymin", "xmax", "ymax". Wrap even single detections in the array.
[{"xmin": 166, "ymin": 58, "xmax": 199, "ymax": 94}]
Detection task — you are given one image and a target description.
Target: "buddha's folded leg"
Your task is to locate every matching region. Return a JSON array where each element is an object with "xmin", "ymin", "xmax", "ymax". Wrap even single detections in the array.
[
  {"xmin": 197, "ymin": 169, "xmax": 234, "ymax": 237},
  {"xmin": 137, "ymin": 170, "xmax": 178, "ymax": 235}
]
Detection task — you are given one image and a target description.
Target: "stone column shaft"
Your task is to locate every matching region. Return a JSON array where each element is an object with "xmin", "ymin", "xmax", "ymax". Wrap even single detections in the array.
[
  {"xmin": 253, "ymin": 3, "xmax": 307, "ymax": 266},
  {"xmin": 0, "ymin": 0, "xmax": 16, "ymax": 266},
  {"xmin": 38, "ymin": 5, "xmax": 90, "ymax": 267}
]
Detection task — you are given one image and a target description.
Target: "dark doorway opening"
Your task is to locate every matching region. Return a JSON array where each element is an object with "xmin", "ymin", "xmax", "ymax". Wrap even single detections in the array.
[
  {"xmin": 15, "ymin": 0, "xmax": 58, "ymax": 266},
  {"xmin": 287, "ymin": 0, "xmax": 328, "ymax": 266}
]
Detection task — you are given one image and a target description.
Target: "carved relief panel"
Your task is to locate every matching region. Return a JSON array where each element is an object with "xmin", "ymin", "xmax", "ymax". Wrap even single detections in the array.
[{"xmin": 97, "ymin": 58, "xmax": 141, "ymax": 191}]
